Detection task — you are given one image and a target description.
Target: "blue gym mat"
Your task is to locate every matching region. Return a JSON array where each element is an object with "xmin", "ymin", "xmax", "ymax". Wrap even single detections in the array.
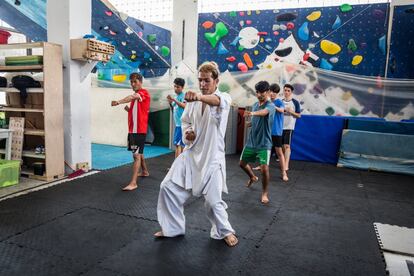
[{"xmin": 92, "ymin": 143, "xmax": 172, "ymax": 170}]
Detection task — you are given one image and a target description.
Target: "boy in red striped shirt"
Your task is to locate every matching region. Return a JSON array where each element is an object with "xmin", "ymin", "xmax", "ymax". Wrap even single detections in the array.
[{"xmin": 111, "ymin": 73, "xmax": 151, "ymax": 191}]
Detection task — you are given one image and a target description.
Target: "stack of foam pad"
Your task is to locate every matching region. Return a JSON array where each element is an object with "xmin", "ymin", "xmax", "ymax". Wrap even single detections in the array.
[
  {"xmin": 5, "ymin": 55, "xmax": 43, "ymax": 66},
  {"xmin": 338, "ymin": 119, "xmax": 414, "ymax": 175}
]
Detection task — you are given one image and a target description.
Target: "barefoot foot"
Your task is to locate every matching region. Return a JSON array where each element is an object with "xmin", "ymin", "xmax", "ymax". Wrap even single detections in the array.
[
  {"xmin": 261, "ymin": 193, "xmax": 269, "ymax": 204},
  {"xmin": 246, "ymin": 176, "xmax": 259, "ymax": 187},
  {"xmin": 122, "ymin": 182, "xmax": 138, "ymax": 191},
  {"xmin": 138, "ymin": 171, "xmax": 150, "ymax": 177},
  {"xmin": 224, "ymin": 234, "xmax": 238, "ymax": 247},
  {"xmin": 282, "ymin": 172, "xmax": 289, "ymax": 182},
  {"xmin": 154, "ymin": 231, "xmax": 164, "ymax": 238}
]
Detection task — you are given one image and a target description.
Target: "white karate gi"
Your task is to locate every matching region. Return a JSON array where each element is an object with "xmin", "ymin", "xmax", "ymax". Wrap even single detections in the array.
[{"xmin": 157, "ymin": 90, "xmax": 235, "ymax": 239}]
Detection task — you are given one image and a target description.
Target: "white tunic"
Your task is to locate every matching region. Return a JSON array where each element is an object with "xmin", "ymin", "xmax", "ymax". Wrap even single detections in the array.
[{"xmin": 166, "ymin": 90, "xmax": 232, "ymax": 196}]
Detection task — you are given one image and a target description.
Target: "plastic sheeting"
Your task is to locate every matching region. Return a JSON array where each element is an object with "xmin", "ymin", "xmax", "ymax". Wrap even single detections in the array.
[{"xmin": 94, "ymin": 61, "xmax": 414, "ymax": 122}]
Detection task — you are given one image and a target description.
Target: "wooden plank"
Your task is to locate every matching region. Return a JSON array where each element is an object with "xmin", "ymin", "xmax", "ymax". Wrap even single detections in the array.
[
  {"xmin": 0, "ymin": 107, "xmax": 44, "ymax": 113},
  {"xmin": 0, "ymin": 65, "xmax": 43, "ymax": 72},
  {"xmin": 0, "ymin": 149, "xmax": 45, "ymax": 159},
  {"xmin": 0, "ymin": 88, "xmax": 44, "ymax": 93},
  {"xmin": 9, "ymin": 117, "xmax": 24, "ymax": 161},
  {"xmin": 43, "ymin": 43, "xmax": 65, "ymax": 178},
  {"xmin": 0, "ymin": 42, "xmax": 44, "ymax": 50},
  {"xmin": 24, "ymin": 129, "xmax": 45, "ymax": 136}
]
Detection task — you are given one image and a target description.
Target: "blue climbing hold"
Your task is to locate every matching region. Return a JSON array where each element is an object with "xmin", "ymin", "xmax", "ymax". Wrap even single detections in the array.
[
  {"xmin": 332, "ymin": 15, "xmax": 341, "ymax": 30},
  {"xmin": 230, "ymin": 36, "xmax": 242, "ymax": 46},
  {"xmin": 320, "ymin": 58, "xmax": 333, "ymax": 70},
  {"xmin": 217, "ymin": 42, "xmax": 229, "ymax": 55},
  {"xmin": 298, "ymin": 22, "xmax": 309, "ymax": 41},
  {"xmin": 378, "ymin": 35, "xmax": 386, "ymax": 55}
]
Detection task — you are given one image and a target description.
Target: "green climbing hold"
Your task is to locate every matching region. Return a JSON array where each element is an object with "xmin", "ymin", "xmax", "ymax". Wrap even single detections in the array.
[
  {"xmin": 161, "ymin": 46, "xmax": 170, "ymax": 57},
  {"xmin": 204, "ymin": 22, "xmax": 229, "ymax": 48},
  {"xmin": 238, "ymin": 45, "xmax": 245, "ymax": 51},
  {"xmin": 229, "ymin": 11, "xmax": 237, "ymax": 17},
  {"xmin": 340, "ymin": 4, "xmax": 352, "ymax": 12},
  {"xmin": 147, "ymin": 34, "xmax": 157, "ymax": 44},
  {"xmin": 219, "ymin": 83, "xmax": 231, "ymax": 93},
  {"xmin": 347, "ymin": 39, "xmax": 357, "ymax": 52},
  {"xmin": 325, "ymin": 107, "xmax": 335, "ymax": 116},
  {"xmin": 349, "ymin": 107, "xmax": 360, "ymax": 116}
]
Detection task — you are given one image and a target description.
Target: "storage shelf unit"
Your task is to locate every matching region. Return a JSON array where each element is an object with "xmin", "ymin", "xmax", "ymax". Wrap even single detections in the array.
[{"xmin": 0, "ymin": 42, "xmax": 64, "ymax": 181}]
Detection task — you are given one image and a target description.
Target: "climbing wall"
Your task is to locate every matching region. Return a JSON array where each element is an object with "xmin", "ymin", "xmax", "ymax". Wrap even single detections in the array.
[
  {"xmin": 198, "ymin": 3, "xmax": 389, "ymax": 77},
  {"xmin": 388, "ymin": 5, "xmax": 414, "ymax": 79}
]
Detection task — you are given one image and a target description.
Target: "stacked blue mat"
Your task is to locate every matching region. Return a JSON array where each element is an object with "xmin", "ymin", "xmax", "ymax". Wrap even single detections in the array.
[{"xmin": 338, "ymin": 119, "xmax": 414, "ymax": 175}]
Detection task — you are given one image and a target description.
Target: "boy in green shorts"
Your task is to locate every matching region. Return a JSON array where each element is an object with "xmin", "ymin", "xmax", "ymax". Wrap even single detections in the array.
[{"xmin": 239, "ymin": 81, "xmax": 275, "ymax": 204}]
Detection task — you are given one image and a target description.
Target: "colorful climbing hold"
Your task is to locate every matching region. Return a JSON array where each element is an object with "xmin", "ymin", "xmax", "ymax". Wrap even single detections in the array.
[
  {"xmin": 265, "ymin": 38, "xmax": 272, "ymax": 42},
  {"xmin": 239, "ymin": 11, "xmax": 245, "ymax": 16},
  {"xmin": 273, "ymin": 24, "xmax": 280, "ymax": 31},
  {"xmin": 230, "ymin": 36, "xmax": 242, "ymax": 46},
  {"xmin": 265, "ymin": 44, "xmax": 273, "ymax": 50},
  {"xmin": 112, "ymin": 74, "xmax": 127, "ymax": 83},
  {"xmin": 219, "ymin": 83, "xmax": 231, "ymax": 93},
  {"xmin": 378, "ymin": 35, "xmax": 386, "ymax": 55},
  {"xmin": 228, "ymin": 64, "xmax": 235, "ymax": 70},
  {"xmin": 161, "ymin": 46, "xmax": 170, "ymax": 57},
  {"xmin": 257, "ymin": 32, "xmax": 268, "ymax": 36},
  {"xmin": 329, "ymin": 57, "xmax": 339, "ymax": 63},
  {"xmin": 147, "ymin": 34, "xmax": 157, "ymax": 44},
  {"xmin": 239, "ymin": 21, "xmax": 244, "ymax": 27},
  {"xmin": 256, "ymin": 10, "xmax": 261, "ymax": 14},
  {"xmin": 266, "ymin": 64, "xmax": 273, "ymax": 69},
  {"xmin": 121, "ymin": 41, "xmax": 127, "ymax": 46},
  {"xmin": 340, "ymin": 4, "xmax": 352, "ymax": 12},
  {"xmin": 320, "ymin": 40, "xmax": 341, "ymax": 55},
  {"xmin": 237, "ymin": 62, "xmax": 248, "ymax": 72},
  {"xmin": 131, "ymin": 54, "xmax": 137, "ymax": 60},
  {"xmin": 352, "ymin": 55, "xmax": 363, "ymax": 66},
  {"xmin": 279, "ymin": 38, "xmax": 285, "ymax": 43},
  {"xmin": 109, "ymin": 30, "xmax": 117, "ymax": 36},
  {"xmin": 229, "ymin": 11, "xmax": 236, "ymax": 17},
  {"xmin": 238, "ymin": 45, "xmax": 245, "ymax": 51},
  {"xmin": 325, "ymin": 107, "xmax": 335, "ymax": 116},
  {"xmin": 247, "ymin": 10, "xmax": 252, "ymax": 16},
  {"xmin": 246, "ymin": 20, "xmax": 252, "ymax": 25},
  {"xmin": 254, "ymin": 50, "xmax": 259, "ymax": 55},
  {"xmin": 320, "ymin": 58, "xmax": 333, "ymax": 70},
  {"xmin": 306, "ymin": 11, "xmax": 321, "ymax": 21},
  {"xmin": 349, "ymin": 107, "xmax": 359, "ymax": 116},
  {"xmin": 260, "ymin": 37, "xmax": 264, "ymax": 43},
  {"xmin": 103, "ymin": 26, "xmax": 109, "ymax": 30},
  {"xmin": 277, "ymin": 13, "xmax": 298, "ymax": 22},
  {"xmin": 138, "ymin": 32, "xmax": 143, "ymax": 37},
  {"xmin": 243, "ymin": 53, "xmax": 254, "ymax": 68},
  {"xmin": 105, "ymin": 11, "xmax": 113, "ymax": 16},
  {"xmin": 302, "ymin": 52, "xmax": 310, "ymax": 62},
  {"xmin": 217, "ymin": 42, "xmax": 229, "ymax": 55},
  {"xmin": 298, "ymin": 22, "xmax": 309, "ymax": 41},
  {"xmin": 226, "ymin": 56, "xmax": 236, "ymax": 62},
  {"xmin": 347, "ymin": 39, "xmax": 357, "ymax": 52},
  {"xmin": 273, "ymin": 31, "xmax": 279, "ymax": 36},
  {"xmin": 313, "ymin": 31, "xmax": 320, "ymax": 38},
  {"xmin": 279, "ymin": 24, "xmax": 287, "ymax": 31},
  {"xmin": 204, "ymin": 22, "xmax": 229, "ymax": 48},
  {"xmin": 202, "ymin": 21, "xmax": 214, "ymax": 29},
  {"xmin": 332, "ymin": 15, "xmax": 341, "ymax": 30},
  {"xmin": 125, "ymin": 27, "xmax": 133, "ymax": 35},
  {"xmin": 286, "ymin": 22, "xmax": 295, "ymax": 30}
]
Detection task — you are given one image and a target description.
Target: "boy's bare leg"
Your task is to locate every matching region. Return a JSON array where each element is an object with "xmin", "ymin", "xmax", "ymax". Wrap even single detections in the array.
[
  {"xmin": 239, "ymin": 160, "xmax": 258, "ymax": 187},
  {"xmin": 123, "ymin": 154, "xmax": 140, "ymax": 191},
  {"xmin": 138, "ymin": 154, "xmax": 150, "ymax": 176},
  {"xmin": 276, "ymin": 147, "xmax": 288, "ymax": 181},
  {"xmin": 260, "ymin": 164, "xmax": 270, "ymax": 203},
  {"xmin": 283, "ymin": 144, "xmax": 291, "ymax": 171}
]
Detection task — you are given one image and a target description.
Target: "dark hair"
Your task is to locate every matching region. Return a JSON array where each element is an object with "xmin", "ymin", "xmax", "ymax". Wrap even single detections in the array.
[
  {"xmin": 269, "ymin": 83, "xmax": 280, "ymax": 93},
  {"xmin": 174, "ymin": 77, "xmax": 185, "ymax": 87},
  {"xmin": 284, "ymin": 83, "xmax": 294, "ymax": 91},
  {"xmin": 255, "ymin": 81, "xmax": 270, "ymax": 93},
  {"xmin": 129, "ymin": 72, "xmax": 143, "ymax": 82}
]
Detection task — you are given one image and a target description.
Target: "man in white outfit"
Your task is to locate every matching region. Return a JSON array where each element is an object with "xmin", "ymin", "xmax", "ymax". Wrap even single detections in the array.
[{"xmin": 154, "ymin": 62, "xmax": 238, "ymax": 247}]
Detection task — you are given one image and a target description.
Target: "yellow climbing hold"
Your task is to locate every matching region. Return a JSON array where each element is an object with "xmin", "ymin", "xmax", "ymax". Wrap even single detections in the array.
[
  {"xmin": 306, "ymin": 11, "xmax": 321, "ymax": 21},
  {"xmin": 112, "ymin": 74, "xmax": 127, "ymax": 82},
  {"xmin": 352, "ymin": 55, "xmax": 363, "ymax": 66},
  {"xmin": 254, "ymin": 50, "xmax": 259, "ymax": 55},
  {"xmin": 320, "ymin": 40, "xmax": 341, "ymax": 55},
  {"xmin": 247, "ymin": 10, "xmax": 252, "ymax": 15},
  {"xmin": 260, "ymin": 37, "xmax": 264, "ymax": 43},
  {"xmin": 342, "ymin": 91, "xmax": 352, "ymax": 101},
  {"xmin": 266, "ymin": 64, "xmax": 273, "ymax": 69}
]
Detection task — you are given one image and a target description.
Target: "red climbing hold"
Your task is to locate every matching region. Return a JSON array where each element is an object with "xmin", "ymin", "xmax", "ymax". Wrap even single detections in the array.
[{"xmin": 226, "ymin": 56, "xmax": 236, "ymax": 62}]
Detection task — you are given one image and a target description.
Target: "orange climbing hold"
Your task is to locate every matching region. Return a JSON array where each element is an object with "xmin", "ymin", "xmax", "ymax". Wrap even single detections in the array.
[
  {"xmin": 243, "ymin": 53, "xmax": 254, "ymax": 68},
  {"xmin": 202, "ymin": 21, "xmax": 214, "ymax": 29}
]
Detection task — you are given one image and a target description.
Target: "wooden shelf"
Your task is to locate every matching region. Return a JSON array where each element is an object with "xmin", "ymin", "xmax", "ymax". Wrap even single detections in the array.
[
  {"xmin": 24, "ymin": 129, "xmax": 45, "ymax": 136},
  {"xmin": 0, "ymin": 107, "xmax": 44, "ymax": 113},
  {"xmin": 0, "ymin": 149, "xmax": 45, "ymax": 159},
  {"xmin": 0, "ymin": 65, "xmax": 43, "ymax": 72},
  {"xmin": 0, "ymin": 88, "xmax": 44, "ymax": 93},
  {"xmin": 0, "ymin": 42, "xmax": 45, "ymax": 50}
]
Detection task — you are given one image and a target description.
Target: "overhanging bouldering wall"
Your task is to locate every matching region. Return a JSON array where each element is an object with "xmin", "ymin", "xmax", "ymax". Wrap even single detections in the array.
[
  {"xmin": 387, "ymin": 4, "xmax": 414, "ymax": 79},
  {"xmin": 198, "ymin": 3, "xmax": 389, "ymax": 77}
]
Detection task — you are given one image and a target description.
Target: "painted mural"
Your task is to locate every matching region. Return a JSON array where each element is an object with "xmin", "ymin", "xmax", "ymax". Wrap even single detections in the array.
[
  {"xmin": 388, "ymin": 4, "xmax": 414, "ymax": 79},
  {"xmin": 198, "ymin": 3, "xmax": 389, "ymax": 77}
]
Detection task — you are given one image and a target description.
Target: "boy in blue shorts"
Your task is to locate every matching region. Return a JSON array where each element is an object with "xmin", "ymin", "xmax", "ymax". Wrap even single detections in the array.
[
  {"xmin": 239, "ymin": 81, "xmax": 275, "ymax": 204},
  {"xmin": 269, "ymin": 83, "xmax": 288, "ymax": 181},
  {"xmin": 167, "ymin": 78, "xmax": 186, "ymax": 158}
]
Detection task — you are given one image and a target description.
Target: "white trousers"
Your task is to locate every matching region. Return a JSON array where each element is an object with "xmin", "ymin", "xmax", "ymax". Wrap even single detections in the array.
[{"xmin": 157, "ymin": 170, "xmax": 235, "ymax": 239}]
